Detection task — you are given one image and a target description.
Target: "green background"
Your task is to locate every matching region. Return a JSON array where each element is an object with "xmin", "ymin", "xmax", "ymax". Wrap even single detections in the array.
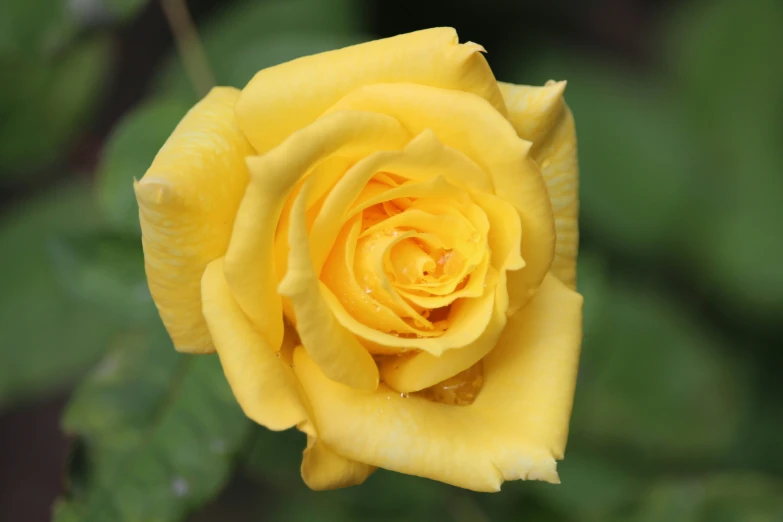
[{"xmin": 1, "ymin": 0, "xmax": 782, "ymax": 520}]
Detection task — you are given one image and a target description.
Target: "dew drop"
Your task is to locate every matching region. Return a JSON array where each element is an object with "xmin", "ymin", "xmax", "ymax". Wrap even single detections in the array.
[
  {"xmin": 171, "ymin": 477, "xmax": 189, "ymax": 497},
  {"xmin": 400, "ymin": 393, "xmax": 409, "ymax": 399},
  {"xmin": 209, "ymin": 439, "xmax": 228, "ymax": 454}
]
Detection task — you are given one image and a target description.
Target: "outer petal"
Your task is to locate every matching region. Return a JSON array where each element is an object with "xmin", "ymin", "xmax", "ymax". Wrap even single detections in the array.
[
  {"xmin": 293, "ymin": 275, "xmax": 583, "ymax": 491},
  {"xmin": 477, "ymin": 274, "xmax": 583, "ymax": 458},
  {"xmin": 201, "ymin": 258, "xmax": 307, "ymax": 430},
  {"xmin": 223, "ymin": 110, "xmax": 409, "ymax": 349},
  {"xmin": 135, "ymin": 87, "xmax": 253, "ymax": 353},
  {"xmin": 301, "ymin": 436, "xmax": 376, "ymax": 490},
  {"xmin": 235, "ymin": 27, "xmax": 506, "ymax": 153},
  {"xmin": 326, "ymin": 83, "xmax": 555, "ymax": 308},
  {"xmin": 499, "ymin": 81, "xmax": 579, "ymax": 288},
  {"xmin": 278, "ymin": 179, "xmax": 380, "ymax": 391}
]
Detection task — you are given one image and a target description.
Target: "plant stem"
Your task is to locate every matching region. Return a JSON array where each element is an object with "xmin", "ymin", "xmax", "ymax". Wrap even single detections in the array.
[{"xmin": 160, "ymin": 0, "xmax": 215, "ymax": 98}]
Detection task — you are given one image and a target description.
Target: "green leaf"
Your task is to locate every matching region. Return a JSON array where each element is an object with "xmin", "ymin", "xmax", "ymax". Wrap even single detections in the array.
[
  {"xmin": 49, "ymin": 232, "xmax": 155, "ymax": 324},
  {"xmin": 610, "ymin": 474, "xmax": 783, "ymax": 522},
  {"xmin": 517, "ymin": 54, "xmax": 697, "ymax": 254},
  {"xmin": 0, "ymin": 36, "xmax": 112, "ymax": 177},
  {"xmin": 55, "ymin": 326, "xmax": 252, "ymax": 522},
  {"xmin": 97, "ymin": 97, "xmax": 192, "ymax": 232},
  {"xmin": 571, "ymin": 262, "xmax": 749, "ymax": 460},
  {"xmin": 0, "ymin": 183, "xmax": 118, "ymax": 409},
  {"xmin": 156, "ymin": 0, "xmax": 367, "ymax": 98}
]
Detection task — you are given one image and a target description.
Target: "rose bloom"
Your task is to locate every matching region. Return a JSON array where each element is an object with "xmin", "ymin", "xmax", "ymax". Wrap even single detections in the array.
[{"xmin": 135, "ymin": 28, "xmax": 582, "ymax": 491}]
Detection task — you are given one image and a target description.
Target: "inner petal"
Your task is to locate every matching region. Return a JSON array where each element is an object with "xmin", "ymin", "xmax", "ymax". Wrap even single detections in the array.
[
  {"xmin": 359, "ymin": 201, "xmax": 487, "ymax": 298},
  {"xmin": 313, "ymin": 137, "xmax": 502, "ymax": 355},
  {"xmin": 354, "ymin": 228, "xmax": 437, "ymax": 334},
  {"xmin": 388, "ymin": 239, "xmax": 445, "ymax": 284},
  {"xmin": 321, "ymin": 217, "xmax": 425, "ymax": 344}
]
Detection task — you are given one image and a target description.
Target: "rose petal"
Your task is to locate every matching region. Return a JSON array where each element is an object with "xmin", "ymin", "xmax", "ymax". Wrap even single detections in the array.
[
  {"xmin": 301, "ymin": 435, "xmax": 376, "ymax": 490},
  {"xmin": 477, "ymin": 274, "xmax": 583, "ymax": 459},
  {"xmin": 278, "ymin": 179, "xmax": 380, "ymax": 391},
  {"xmin": 309, "ymin": 130, "xmax": 488, "ymax": 273},
  {"xmin": 379, "ymin": 297, "xmax": 505, "ymax": 392},
  {"xmin": 135, "ymin": 87, "xmax": 253, "ymax": 353},
  {"xmin": 235, "ymin": 28, "xmax": 505, "ymax": 153},
  {"xmin": 325, "ymin": 83, "xmax": 555, "ymax": 310},
  {"xmin": 294, "ymin": 276, "xmax": 581, "ymax": 491},
  {"xmin": 223, "ymin": 110, "xmax": 409, "ymax": 349},
  {"xmin": 324, "ymin": 271, "xmax": 496, "ymax": 356},
  {"xmin": 322, "ymin": 217, "xmax": 420, "ymax": 344},
  {"xmin": 499, "ymin": 81, "xmax": 579, "ymax": 288},
  {"xmin": 201, "ymin": 258, "xmax": 307, "ymax": 430},
  {"xmin": 320, "ymin": 175, "xmax": 499, "ymax": 355},
  {"xmin": 498, "ymin": 81, "xmax": 567, "ymax": 146}
]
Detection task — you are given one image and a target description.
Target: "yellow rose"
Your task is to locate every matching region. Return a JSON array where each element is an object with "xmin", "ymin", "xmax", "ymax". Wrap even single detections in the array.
[{"xmin": 135, "ymin": 28, "xmax": 582, "ymax": 492}]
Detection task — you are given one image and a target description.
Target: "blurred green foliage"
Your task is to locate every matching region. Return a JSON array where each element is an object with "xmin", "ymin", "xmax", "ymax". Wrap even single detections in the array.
[
  {"xmin": 157, "ymin": 0, "xmax": 368, "ymax": 100},
  {"xmin": 0, "ymin": 0, "xmax": 149, "ymax": 179},
  {"xmin": 0, "ymin": 184, "xmax": 118, "ymax": 408},
  {"xmin": 55, "ymin": 326, "xmax": 251, "ymax": 522},
  {"xmin": 0, "ymin": 37, "xmax": 111, "ymax": 177},
  {"xmin": 1, "ymin": 0, "xmax": 782, "ymax": 521}
]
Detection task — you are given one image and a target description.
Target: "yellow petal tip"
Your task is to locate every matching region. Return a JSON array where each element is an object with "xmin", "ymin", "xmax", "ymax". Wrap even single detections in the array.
[
  {"xmin": 134, "ymin": 178, "xmax": 177, "ymax": 207},
  {"xmin": 544, "ymin": 79, "xmax": 568, "ymax": 93},
  {"xmin": 464, "ymin": 41, "xmax": 487, "ymax": 54}
]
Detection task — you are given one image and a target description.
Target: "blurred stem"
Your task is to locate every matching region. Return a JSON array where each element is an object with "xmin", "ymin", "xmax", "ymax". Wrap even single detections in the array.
[{"xmin": 160, "ymin": 0, "xmax": 214, "ymax": 98}]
